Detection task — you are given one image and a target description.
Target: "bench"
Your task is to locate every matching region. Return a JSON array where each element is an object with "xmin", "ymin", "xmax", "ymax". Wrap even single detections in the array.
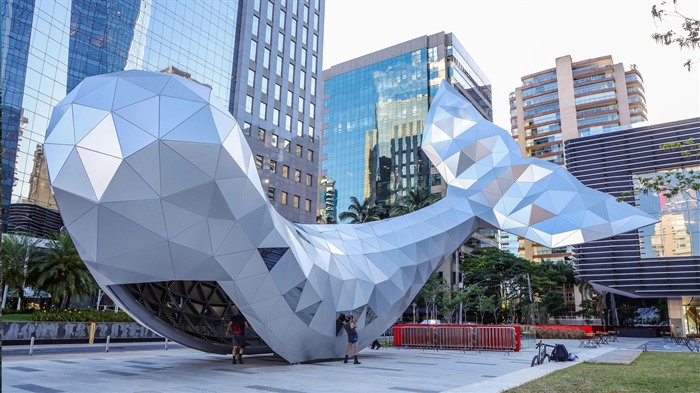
[{"xmin": 579, "ymin": 333, "xmax": 599, "ymax": 348}]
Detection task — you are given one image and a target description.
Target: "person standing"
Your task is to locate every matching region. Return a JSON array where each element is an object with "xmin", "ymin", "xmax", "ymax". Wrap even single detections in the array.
[
  {"xmin": 343, "ymin": 315, "xmax": 361, "ymax": 364},
  {"xmin": 226, "ymin": 308, "xmax": 249, "ymax": 364}
]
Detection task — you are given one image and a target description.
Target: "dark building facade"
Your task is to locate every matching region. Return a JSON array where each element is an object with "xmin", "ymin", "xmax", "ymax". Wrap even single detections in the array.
[{"xmin": 565, "ymin": 118, "xmax": 700, "ymax": 334}]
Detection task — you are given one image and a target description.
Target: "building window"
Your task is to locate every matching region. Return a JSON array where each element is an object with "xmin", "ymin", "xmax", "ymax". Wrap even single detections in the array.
[
  {"xmin": 299, "ymin": 71, "xmax": 306, "ymax": 89},
  {"xmin": 247, "ymin": 69, "xmax": 256, "ymax": 88},
  {"xmin": 258, "ymin": 128, "xmax": 265, "ymax": 141},
  {"xmin": 245, "ymin": 96, "xmax": 253, "ymax": 113},
  {"xmin": 283, "ymin": 139, "xmax": 291, "ymax": 152},
  {"xmin": 307, "ymin": 149, "xmax": 313, "ymax": 161},
  {"xmin": 269, "ymin": 160, "xmax": 277, "ymax": 173},
  {"xmin": 298, "ymin": 97, "xmax": 304, "ymax": 113},
  {"xmin": 265, "ymin": 24, "xmax": 272, "ymax": 45},
  {"xmin": 312, "ymin": 34, "xmax": 318, "ymax": 52},
  {"xmin": 267, "ymin": 187, "xmax": 275, "ymax": 201},
  {"xmin": 259, "ymin": 102, "xmax": 267, "ymax": 120},
  {"xmin": 303, "ymin": 4, "xmax": 309, "ymax": 23},
  {"xmin": 301, "ymin": 48, "xmax": 307, "ymax": 67},
  {"xmin": 287, "ymin": 90, "xmax": 293, "ymax": 106},
  {"xmin": 277, "ymin": 32, "xmax": 284, "ymax": 52},
  {"xmin": 297, "ymin": 120, "xmax": 303, "ymax": 137},
  {"xmin": 309, "ymin": 102, "xmax": 315, "ymax": 118},
  {"xmin": 291, "ymin": 18, "xmax": 297, "ymax": 36},
  {"xmin": 308, "ymin": 125, "xmax": 314, "ymax": 139},
  {"xmin": 264, "ymin": 48, "xmax": 271, "ymax": 69},
  {"xmin": 273, "ymin": 109, "xmax": 280, "ymax": 126},
  {"xmin": 271, "ymin": 133, "xmax": 278, "ymax": 147},
  {"xmin": 295, "ymin": 144, "xmax": 302, "ymax": 157},
  {"xmin": 254, "ymin": 0, "xmax": 261, "ymax": 12},
  {"xmin": 255, "ymin": 155, "xmax": 264, "ymax": 169},
  {"xmin": 294, "ymin": 169, "xmax": 301, "ymax": 182},
  {"xmin": 428, "ymin": 46, "xmax": 438, "ymax": 62},
  {"xmin": 281, "ymin": 191, "xmax": 288, "ymax": 205},
  {"xmin": 310, "ymin": 77, "xmax": 316, "ymax": 94},
  {"xmin": 293, "ymin": 195, "xmax": 300, "ymax": 208},
  {"xmin": 305, "ymin": 199, "xmax": 311, "ymax": 212},
  {"xmin": 302, "ymin": 26, "xmax": 308, "ymax": 45},
  {"xmin": 252, "ymin": 15, "xmax": 260, "ymax": 35},
  {"xmin": 282, "ymin": 165, "xmax": 289, "ymax": 178},
  {"xmin": 261, "ymin": 77, "xmax": 269, "ymax": 94},
  {"xmin": 279, "ymin": 10, "xmax": 286, "ymax": 29},
  {"xmin": 276, "ymin": 55, "xmax": 283, "ymax": 76},
  {"xmin": 290, "ymin": 40, "xmax": 296, "ymax": 60},
  {"xmin": 285, "ymin": 115, "xmax": 292, "ymax": 131},
  {"xmin": 311, "ymin": 55, "xmax": 317, "ymax": 73},
  {"xmin": 274, "ymin": 84, "xmax": 281, "ymax": 100},
  {"xmin": 250, "ymin": 41, "xmax": 257, "ymax": 61},
  {"xmin": 305, "ymin": 173, "xmax": 312, "ymax": 186},
  {"xmin": 313, "ymin": 12, "xmax": 318, "ymax": 30},
  {"xmin": 288, "ymin": 63, "xmax": 294, "ymax": 83},
  {"xmin": 243, "ymin": 122, "xmax": 252, "ymax": 136},
  {"xmin": 267, "ymin": 0, "xmax": 274, "ymax": 20}
]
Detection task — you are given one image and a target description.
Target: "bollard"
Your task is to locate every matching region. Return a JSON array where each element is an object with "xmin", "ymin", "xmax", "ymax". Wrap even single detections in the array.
[
  {"xmin": 29, "ymin": 337, "xmax": 35, "ymax": 356},
  {"xmin": 105, "ymin": 335, "xmax": 110, "ymax": 353},
  {"xmin": 164, "ymin": 338, "xmax": 168, "ymax": 350},
  {"xmin": 89, "ymin": 321, "xmax": 96, "ymax": 344}
]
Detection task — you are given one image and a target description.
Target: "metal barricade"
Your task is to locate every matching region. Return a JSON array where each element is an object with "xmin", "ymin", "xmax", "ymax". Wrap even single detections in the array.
[{"xmin": 398, "ymin": 325, "xmax": 518, "ymax": 353}]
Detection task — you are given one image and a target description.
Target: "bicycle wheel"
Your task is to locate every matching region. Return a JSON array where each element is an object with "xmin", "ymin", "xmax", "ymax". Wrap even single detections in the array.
[
  {"xmin": 531, "ymin": 355, "xmax": 540, "ymax": 367},
  {"xmin": 543, "ymin": 354, "xmax": 550, "ymax": 363}
]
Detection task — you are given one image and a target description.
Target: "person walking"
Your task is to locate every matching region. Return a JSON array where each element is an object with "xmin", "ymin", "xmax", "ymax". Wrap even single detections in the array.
[
  {"xmin": 343, "ymin": 315, "xmax": 361, "ymax": 364},
  {"xmin": 226, "ymin": 308, "xmax": 249, "ymax": 364}
]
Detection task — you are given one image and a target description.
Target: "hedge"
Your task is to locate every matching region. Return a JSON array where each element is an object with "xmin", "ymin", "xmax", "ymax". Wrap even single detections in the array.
[{"xmin": 30, "ymin": 308, "xmax": 134, "ymax": 323}]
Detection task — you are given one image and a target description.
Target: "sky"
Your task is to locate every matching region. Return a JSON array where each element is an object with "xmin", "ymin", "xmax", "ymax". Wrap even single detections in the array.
[{"xmin": 322, "ymin": 0, "xmax": 700, "ymax": 129}]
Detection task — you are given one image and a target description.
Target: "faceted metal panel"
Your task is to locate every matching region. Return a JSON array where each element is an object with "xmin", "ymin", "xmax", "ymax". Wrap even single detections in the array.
[{"xmin": 46, "ymin": 72, "xmax": 656, "ymax": 363}]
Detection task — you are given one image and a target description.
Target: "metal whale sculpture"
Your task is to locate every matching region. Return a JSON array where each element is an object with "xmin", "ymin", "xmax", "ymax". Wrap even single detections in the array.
[{"xmin": 44, "ymin": 71, "xmax": 656, "ymax": 363}]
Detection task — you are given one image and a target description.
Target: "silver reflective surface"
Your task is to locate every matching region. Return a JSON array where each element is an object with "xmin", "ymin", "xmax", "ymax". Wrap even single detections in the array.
[{"xmin": 45, "ymin": 72, "xmax": 656, "ymax": 363}]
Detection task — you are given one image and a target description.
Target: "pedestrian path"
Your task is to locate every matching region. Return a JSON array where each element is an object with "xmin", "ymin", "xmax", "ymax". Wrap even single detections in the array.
[{"xmin": 0, "ymin": 337, "xmax": 672, "ymax": 393}]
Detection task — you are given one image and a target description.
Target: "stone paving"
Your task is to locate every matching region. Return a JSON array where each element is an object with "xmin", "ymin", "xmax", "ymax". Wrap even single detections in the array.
[{"xmin": 2, "ymin": 337, "xmax": 691, "ymax": 393}]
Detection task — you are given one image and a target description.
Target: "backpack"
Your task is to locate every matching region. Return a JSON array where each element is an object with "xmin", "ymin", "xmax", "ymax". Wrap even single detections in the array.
[
  {"xmin": 232, "ymin": 324, "xmax": 243, "ymax": 335},
  {"xmin": 551, "ymin": 344, "xmax": 569, "ymax": 361}
]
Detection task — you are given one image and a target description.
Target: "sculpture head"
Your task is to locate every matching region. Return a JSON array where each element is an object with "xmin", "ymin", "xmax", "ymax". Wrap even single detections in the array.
[{"xmin": 44, "ymin": 70, "xmax": 273, "ymax": 285}]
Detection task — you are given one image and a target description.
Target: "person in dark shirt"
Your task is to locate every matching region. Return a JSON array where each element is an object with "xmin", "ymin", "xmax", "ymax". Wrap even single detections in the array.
[
  {"xmin": 226, "ymin": 308, "xmax": 249, "ymax": 364},
  {"xmin": 342, "ymin": 315, "xmax": 361, "ymax": 364}
]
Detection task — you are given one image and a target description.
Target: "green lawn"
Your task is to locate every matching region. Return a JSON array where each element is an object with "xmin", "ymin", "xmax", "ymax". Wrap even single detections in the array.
[
  {"xmin": 505, "ymin": 352, "xmax": 700, "ymax": 393},
  {"xmin": 1, "ymin": 314, "xmax": 34, "ymax": 322}
]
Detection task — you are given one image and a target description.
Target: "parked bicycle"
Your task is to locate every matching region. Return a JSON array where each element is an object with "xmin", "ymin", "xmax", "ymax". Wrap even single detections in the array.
[{"xmin": 531, "ymin": 340, "xmax": 556, "ymax": 367}]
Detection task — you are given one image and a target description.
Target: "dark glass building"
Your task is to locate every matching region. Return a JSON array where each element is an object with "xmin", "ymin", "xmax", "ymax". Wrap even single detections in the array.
[
  {"xmin": 565, "ymin": 117, "xmax": 700, "ymax": 335},
  {"xmin": 1, "ymin": 0, "xmax": 324, "ymax": 234}
]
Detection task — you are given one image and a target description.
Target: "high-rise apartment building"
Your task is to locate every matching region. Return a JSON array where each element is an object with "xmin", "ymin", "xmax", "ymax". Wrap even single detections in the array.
[
  {"xmin": 322, "ymin": 32, "xmax": 492, "ymax": 219},
  {"xmin": 1, "ymin": 0, "xmax": 324, "ymax": 233},
  {"xmin": 508, "ymin": 55, "xmax": 647, "ymax": 262}
]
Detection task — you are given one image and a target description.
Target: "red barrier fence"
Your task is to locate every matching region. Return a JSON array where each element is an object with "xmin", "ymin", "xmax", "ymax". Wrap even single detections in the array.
[{"xmin": 393, "ymin": 324, "xmax": 521, "ymax": 352}]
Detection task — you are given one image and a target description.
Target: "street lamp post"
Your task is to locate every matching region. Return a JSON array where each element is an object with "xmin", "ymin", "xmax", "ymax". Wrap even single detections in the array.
[{"xmin": 412, "ymin": 302, "xmax": 417, "ymax": 324}]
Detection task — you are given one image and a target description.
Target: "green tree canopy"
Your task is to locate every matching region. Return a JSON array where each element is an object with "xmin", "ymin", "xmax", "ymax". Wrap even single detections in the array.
[
  {"xmin": 1, "ymin": 233, "xmax": 41, "ymax": 311},
  {"xmin": 338, "ymin": 196, "xmax": 384, "ymax": 223},
  {"xmin": 28, "ymin": 231, "xmax": 98, "ymax": 309},
  {"xmin": 651, "ymin": 0, "xmax": 700, "ymax": 70},
  {"xmin": 389, "ymin": 186, "xmax": 440, "ymax": 217}
]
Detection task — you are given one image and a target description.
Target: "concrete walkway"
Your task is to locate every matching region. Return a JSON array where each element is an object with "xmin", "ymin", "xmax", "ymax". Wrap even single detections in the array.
[{"xmin": 0, "ymin": 337, "xmax": 660, "ymax": 393}]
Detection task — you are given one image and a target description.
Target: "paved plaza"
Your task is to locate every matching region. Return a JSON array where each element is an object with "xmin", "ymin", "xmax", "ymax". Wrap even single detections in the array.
[{"xmin": 3, "ymin": 337, "xmax": 689, "ymax": 393}]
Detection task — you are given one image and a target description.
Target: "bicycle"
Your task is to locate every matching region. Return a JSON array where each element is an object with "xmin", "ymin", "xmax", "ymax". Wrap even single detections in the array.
[{"xmin": 531, "ymin": 340, "xmax": 555, "ymax": 367}]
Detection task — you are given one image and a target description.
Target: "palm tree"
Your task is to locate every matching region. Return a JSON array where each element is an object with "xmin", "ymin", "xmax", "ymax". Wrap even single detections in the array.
[
  {"xmin": 389, "ymin": 186, "xmax": 440, "ymax": 217},
  {"xmin": 338, "ymin": 197, "xmax": 384, "ymax": 223},
  {"xmin": 28, "ymin": 231, "xmax": 98, "ymax": 309},
  {"xmin": 1, "ymin": 233, "xmax": 40, "ymax": 311}
]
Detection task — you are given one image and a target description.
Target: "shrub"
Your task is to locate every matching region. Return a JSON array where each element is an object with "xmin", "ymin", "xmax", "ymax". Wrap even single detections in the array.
[
  {"xmin": 533, "ymin": 327, "xmax": 586, "ymax": 339},
  {"xmin": 31, "ymin": 308, "xmax": 134, "ymax": 323}
]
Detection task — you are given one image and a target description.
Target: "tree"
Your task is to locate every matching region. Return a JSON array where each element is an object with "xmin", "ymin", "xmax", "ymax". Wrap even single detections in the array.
[
  {"xmin": 651, "ymin": 0, "xmax": 700, "ymax": 70},
  {"xmin": 28, "ymin": 231, "xmax": 98, "ymax": 309},
  {"xmin": 541, "ymin": 292, "xmax": 567, "ymax": 322},
  {"xmin": 413, "ymin": 272, "xmax": 448, "ymax": 321},
  {"xmin": 389, "ymin": 186, "xmax": 440, "ymax": 217},
  {"xmin": 617, "ymin": 138, "xmax": 699, "ymax": 202},
  {"xmin": 1, "ymin": 234, "xmax": 40, "ymax": 311},
  {"xmin": 338, "ymin": 196, "xmax": 384, "ymax": 223}
]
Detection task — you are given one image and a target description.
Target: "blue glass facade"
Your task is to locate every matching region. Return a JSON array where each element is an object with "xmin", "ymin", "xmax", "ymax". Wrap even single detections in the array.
[
  {"xmin": 322, "ymin": 32, "xmax": 492, "ymax": 219},
  {"xmin": 1, "ymin": 0, "xmax": 323, "ymax": 232}
]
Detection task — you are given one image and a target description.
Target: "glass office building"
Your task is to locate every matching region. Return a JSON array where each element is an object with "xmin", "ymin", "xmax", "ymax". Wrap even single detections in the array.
[
  {"xmin": 1, "ymin": 0, "xmax": 324, "ymax": 233},
  {"xmin": 322, "ymin": 32, "xmax": 492, "ymax": 218}
]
